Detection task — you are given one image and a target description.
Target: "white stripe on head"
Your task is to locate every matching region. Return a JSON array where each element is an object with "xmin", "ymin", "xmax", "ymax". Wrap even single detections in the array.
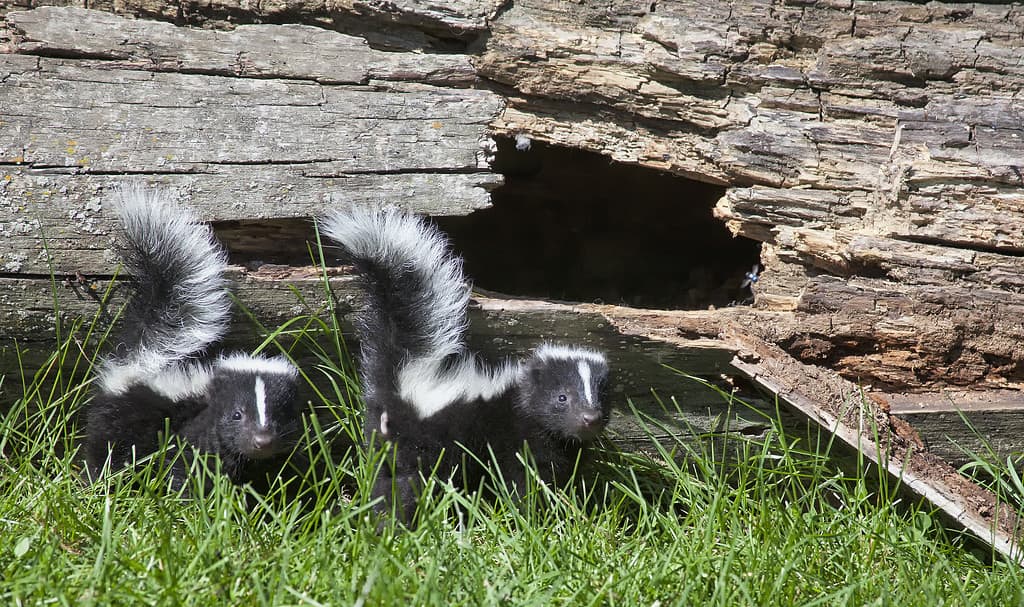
[
  {"xmin": 534, "ymin": 343, "xmax": 607, "ymax": 366},
  {"xmin": 254, "ymin": 376, "xmax": 268, "ymax": 427},
  {"xmin": 577, "ymin": 361, "xmax": 593, "ymax": 405},
  {"xmin": 216, "ymin": 353, "xmax": 298, "ymax": 378}
]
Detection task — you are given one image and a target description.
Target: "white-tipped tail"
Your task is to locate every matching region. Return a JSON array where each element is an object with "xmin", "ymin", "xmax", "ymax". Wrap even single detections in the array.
[
  {"xmin": 98, "ymin": 186, "xmax": 232, "ymax": 395},
  {"xmin": 320, "ymin": 204, "xmax": 469, "ymax": 365}
]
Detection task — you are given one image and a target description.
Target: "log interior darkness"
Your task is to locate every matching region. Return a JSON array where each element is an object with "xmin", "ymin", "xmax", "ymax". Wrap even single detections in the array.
[
  {"xmin": 436, "ymin": 138, "xmax": 762, "ymax": 310},
  {"xmin": 214, "ymin": 219, "xmax": 321, "ymax": 269}
]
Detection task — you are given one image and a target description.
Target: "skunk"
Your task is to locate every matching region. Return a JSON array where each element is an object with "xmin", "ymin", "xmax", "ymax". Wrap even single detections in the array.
[
  {"xmin": 83, "ymin": 187, "xmax": 301, "ymax": 490},
  {"xmin": 320, "ymin": 205, "xmax": 610, "ymax": 521}
]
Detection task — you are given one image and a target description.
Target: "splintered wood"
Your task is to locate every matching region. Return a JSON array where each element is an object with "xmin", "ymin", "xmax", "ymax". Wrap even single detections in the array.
[
  {"xmin": 479, "ymin": 0, "xmax": 1024, "ymax": 394},
  {"xmin": 728, "ymin": 331, "xmax": 1022, "ymax": 564}
]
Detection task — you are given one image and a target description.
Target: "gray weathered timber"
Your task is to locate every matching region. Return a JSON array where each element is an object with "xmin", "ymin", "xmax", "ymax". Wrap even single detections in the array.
[
  {"xmin": 1, "ymin": 170, "xmax": 501, "ymax": 274},
  {"xmin": 0, "ymin": 0, "xmax": 505, "ymax": 46},
  {"xmin": 728, "ymin": 331, "xmax": 1022, "ymax": 565},
  {"xmin": 887, "ymin": 391, "xmax": 1024, "ymax": 469},
  {"xmin": 1, "ymin": 2, "xmax": 1023, "ymax": 487},
  {"xmin": 0, "ymin": 8, "xmax": 778, "ymax": 454},
  {"xmin": 5, "ymin": 7, "xmax": 478, "ymax": 85},
  {"xmin": 5, "ymin": 2, "xmax": 1023, "ymax": 394},
  {"xmin": 1, "ymin": 7, "xmax": 504, "ymax": 276},
  {"xmin": 478, "ymin": 0, "xmax": 1024, "ymax": 392}
]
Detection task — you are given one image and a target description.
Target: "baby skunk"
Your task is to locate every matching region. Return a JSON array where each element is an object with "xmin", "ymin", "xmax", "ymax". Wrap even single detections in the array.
[
  {"xmin": 320, "ymin": 205, "xmax": 610, "ymax": 521},
  {"xmin": 83, "ymin": 186, "xmax": 301, "ymax": 490}
]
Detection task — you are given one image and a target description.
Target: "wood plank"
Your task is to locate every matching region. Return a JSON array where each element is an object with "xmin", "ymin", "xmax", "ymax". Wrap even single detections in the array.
[
  {"xmin": 0, "ymin": 171, "xmax": 501, "ymax": 274},
  {"xmin": 727, "ymin": 331, "xmax": 1022, "ymax": 564},
  {"xmin": 884, "ymin": 390, "xmax": 1024, "ymax": 469},
  {"xmin": 6, "ymin": 7, "xmax": 478, "ymax": 85},
  {"xmin": 2, "ymin": 0, "xmax": 505, "ymax": 44},
  {"xmin": 0, "ymin": 8, "xmax": 504, "ymax": 276},
  {"xmin": 0, "ymin": 269, "xmax": 785, "ymax": 449},
  {"xmin": 888, "ymin": 391, "xmax": 1024, "ymax": 415}
]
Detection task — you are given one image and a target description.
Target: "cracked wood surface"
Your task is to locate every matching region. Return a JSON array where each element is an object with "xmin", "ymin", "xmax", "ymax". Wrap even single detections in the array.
[
  {"xmin": 0, "ymin": 8, "xmax": 502, "ymax": 276},
  {"xmin": 1, "ymin": 4, "xmax": 1023, "ymax": 439},
  {"xmin": 0, "ymin": 8, "xmax": 774, "ymax": 442},
  {"xmin": 4, "ymin": 1, "xmax": 1022, "ymax": 394},
  {"xmin": 0, "ymin": 0, "xmax": 505, "ymax": 49},
  {"xmin": 479, "ymin": 0, "xmax": 1024, "ymax": 393}
]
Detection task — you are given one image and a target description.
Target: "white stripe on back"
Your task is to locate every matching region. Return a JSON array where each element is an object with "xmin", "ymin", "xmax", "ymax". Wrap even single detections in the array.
[
  {"xmin": 254, "ymin": 377, "xmax": 268, "ymax": 427},
  {"xmin": 398, "ymin": 356, "xmax": 521, "ymax": 419}
]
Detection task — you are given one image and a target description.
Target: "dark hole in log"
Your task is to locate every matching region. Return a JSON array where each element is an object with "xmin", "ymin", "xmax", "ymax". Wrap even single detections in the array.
[
  {"xmin": 434, "ymin": 138, "xmax": 762, "ymax": 310},
  {"xmin": 213, "ymin": 139, "xmax": 762, "ymax": 310},
  {"xmin": 214, "ymin": 219, "xmax": 321, "ymax": 269}
]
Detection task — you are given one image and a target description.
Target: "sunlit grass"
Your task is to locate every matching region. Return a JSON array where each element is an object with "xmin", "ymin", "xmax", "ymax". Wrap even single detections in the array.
[{"xmin": 2, "ymin": 295, "xmax": 1022, "ymax": 605}]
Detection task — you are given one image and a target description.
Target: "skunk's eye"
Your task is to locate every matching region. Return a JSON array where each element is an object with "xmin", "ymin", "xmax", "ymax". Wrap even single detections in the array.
[
  {"xmin": 232, "ymin": 409, "xmax": 243, "ymax": 421},
  {"xmin": 557, "ymin": 394, "xmax": 568, "ymax": 403}
]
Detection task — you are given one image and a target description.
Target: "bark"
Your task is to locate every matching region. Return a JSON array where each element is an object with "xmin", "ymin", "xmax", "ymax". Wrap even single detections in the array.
[{"xmin": 478, "ymin": 0, "xmax": 1024, "ymax": 393}]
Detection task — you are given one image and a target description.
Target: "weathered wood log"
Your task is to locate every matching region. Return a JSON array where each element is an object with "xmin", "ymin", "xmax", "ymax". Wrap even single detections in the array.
[
  {"xmin": 5, "ymin": 3, "xmax": 1022, "ymax": 390},
  {"xmin": 729, "ymin": 330, "xmax": 1022, "ymax": 564},
  {"xmin": 477, "ymin": 0, "xmax": 1024, "ymax": 393},
  {"xmin": 2, "ymin": 4, "xmax": 1024, "ymax": 557},
  {"xmin": 887, "ymin": 391, "xmax": 1024, "ymax": 470},
  {"xmin": 0, "ymin": 7, "xmax": 793, "ymax": 451}
]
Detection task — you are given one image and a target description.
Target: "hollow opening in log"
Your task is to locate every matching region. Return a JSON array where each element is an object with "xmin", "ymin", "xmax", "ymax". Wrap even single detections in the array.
[
  {"xmin": 435, "ymin": 137, "xmax": 762, "ymax": 310},
  {"xmin": 214, "ymin": 220, "xmax": 320, "ymax": 269}
]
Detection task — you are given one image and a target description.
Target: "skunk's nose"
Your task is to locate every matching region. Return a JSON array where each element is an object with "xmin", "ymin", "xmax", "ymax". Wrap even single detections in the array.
[
  {"xmin": 581, "ymin": 410, "xmax": 602, "ymax": 427},
  {"xmin": 252, "ymin": 432, "xmax": 275, "ymax": 450}
]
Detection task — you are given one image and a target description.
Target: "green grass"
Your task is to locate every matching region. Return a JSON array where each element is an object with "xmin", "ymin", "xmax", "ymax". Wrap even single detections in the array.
[{"xmin": 3, "ymin": 314, "xmax": 1023, "ymax": 606}]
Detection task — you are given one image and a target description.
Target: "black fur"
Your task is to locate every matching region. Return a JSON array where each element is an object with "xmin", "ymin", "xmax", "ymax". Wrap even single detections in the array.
[
  {"xmin": 84, "ymin": 371, "xmax": 300, "ymax": 489},
  {"xmin": 375, "ymin": 355, "xmax": 611, "ymax": 521},
  {"xmin": 83, "ymin": 187, "xmax": 301, "ymax": 490},
  {"xmin": 320, "ymin": 206, "xmax": 610, "ymax": 522}
]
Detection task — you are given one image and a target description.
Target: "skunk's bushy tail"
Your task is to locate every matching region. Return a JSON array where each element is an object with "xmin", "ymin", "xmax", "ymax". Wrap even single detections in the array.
[
  {"xmin": 319, "ymin": 206, "xmax": 470, "ymax": 400},
  {"xmin": 98, "ymin": 186, "xmax": 231, "ymax": 394}
]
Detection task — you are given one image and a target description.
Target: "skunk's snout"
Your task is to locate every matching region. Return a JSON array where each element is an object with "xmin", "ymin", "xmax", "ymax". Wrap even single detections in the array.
[
  {"xmin": 581, "ymin": 410, "xmax": 602, "ymax": 427},
  {"xmin": 252, "ymin": 432, "xmax": 275, "ymax": 451},
  {"xmin": 573, "ymin": 409, "xmax": 607, "ymax": 442}
]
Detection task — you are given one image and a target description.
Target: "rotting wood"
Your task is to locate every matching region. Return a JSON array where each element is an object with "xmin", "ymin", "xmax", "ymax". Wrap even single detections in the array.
[
  {"xmin": 886, "ymin": 391, "xmax": 1024, "ymax": 469},
  {"xmin": 0, "ymin": 6, "xmax": 780, "ymax": 448},
  {"xmin": 4, "ymin": 3, "xmax": 1023, "ymax": 393},
  {"xmin": 726, "ymin": 330, "xmax": 1022, "ymax": 564},
  {"xmin": 479, "ymin": 0, "xmax": 1024, "ymax": 393}
]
